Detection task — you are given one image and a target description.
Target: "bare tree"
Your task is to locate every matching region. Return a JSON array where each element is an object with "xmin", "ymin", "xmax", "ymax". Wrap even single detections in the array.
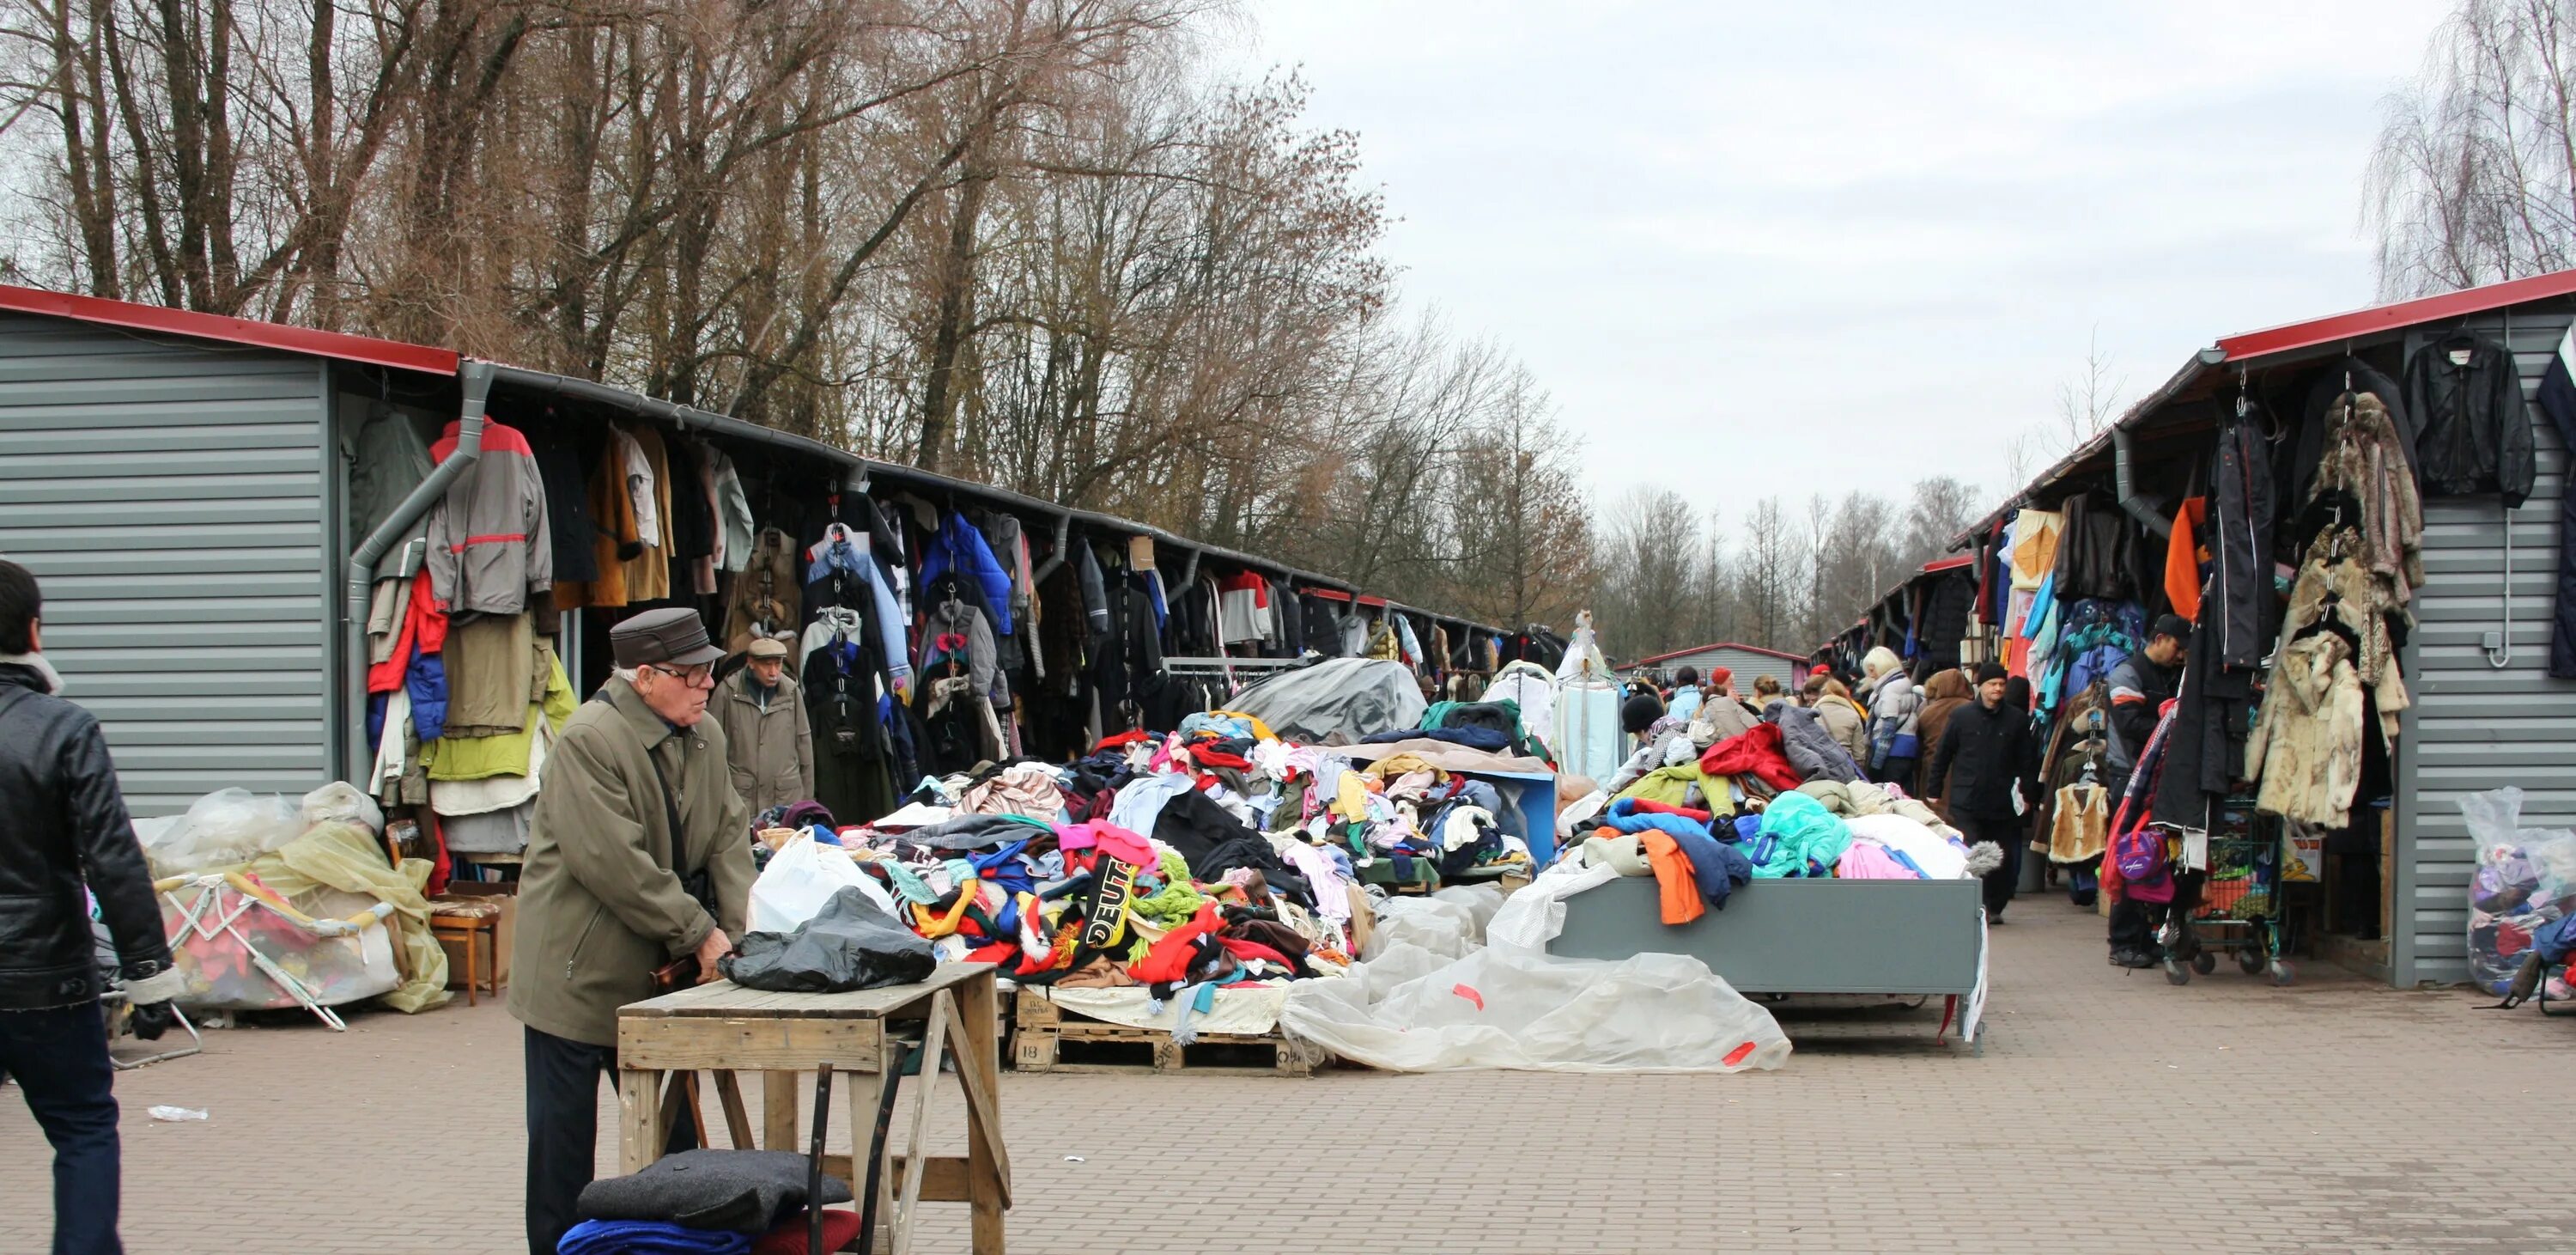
[
  {"xmin": 1902, "ymin": 475, "xmax": 1980, "ymax": 565},
  {"xmin": 2368, "ymin": 0, "xmax": 2576, "ymax": 296},
  {"xmin": 2055, "ymin": 327, "xmax": 2124, "ymax": 448}
]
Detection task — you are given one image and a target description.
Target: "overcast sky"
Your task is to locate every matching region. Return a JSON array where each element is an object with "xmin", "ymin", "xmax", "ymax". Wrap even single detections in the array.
[{"xmin": 1224, "ymin": 1, "xmax": 2451, "ymax": 513}]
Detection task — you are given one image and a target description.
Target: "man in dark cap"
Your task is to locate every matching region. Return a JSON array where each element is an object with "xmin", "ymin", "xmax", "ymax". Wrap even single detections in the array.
[
  {"xmin": 510, "ymin": 606, "xmax": 754, "ymax": 1255},
  {"xmin": 2104, "ymin": 613, "xmax": 2191, "ymax": 967},
  {"xmin": 1927, "ymin": 661, "xmax": 2039, "ymax": 923}
]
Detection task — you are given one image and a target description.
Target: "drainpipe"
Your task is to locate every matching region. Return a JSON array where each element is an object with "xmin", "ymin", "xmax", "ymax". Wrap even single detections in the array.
[
  {"xmin": 1029, "ymin": 511, "xmax": 1073, "ymax": 584},
  {"xmin": 2111, "ymin": 425, "xmax": 2172, "ymax": 539},
  {"xmin": 1177, "ymin": 546, "xmax": 1201, "ymax": 588},
  {"xmin": 341, "ymin": 360, "xmax": 495, "ymax": 781}
]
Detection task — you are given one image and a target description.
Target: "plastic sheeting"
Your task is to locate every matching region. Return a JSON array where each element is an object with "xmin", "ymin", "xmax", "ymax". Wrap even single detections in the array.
[
  {"xmin": 1552, "ymin": 613, "xmax": 1624, "ymax": 784},
  {"xmin": 161, "ymin": 819, "xmax": 447, "ymax": 1014},
  {"xmin": 2463, "ymin": 787, "xmax": 2576, "ymax": 998},
  {"xmin": 1223, "ymin": 658, "xmax": 1426, "ymax": 744},
  {"xmin": 1282, "ymin": 864, "xmax": 1789, "ymax": 1073}
]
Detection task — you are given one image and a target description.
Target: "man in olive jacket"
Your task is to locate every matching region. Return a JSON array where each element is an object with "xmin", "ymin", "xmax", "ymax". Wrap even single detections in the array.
[
  {"xmin": 715, "ymin": 636, "xmax": 813, "ymax": 814},
  {"xmin": 510, "ymin": 607, "xmax": 753, "ymax": 1255}
]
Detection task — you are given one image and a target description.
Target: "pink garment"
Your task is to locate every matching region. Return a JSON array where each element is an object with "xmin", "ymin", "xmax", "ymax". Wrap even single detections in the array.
[
  {"xmin": 1054, "ymin": 819, "xmax": 1156, "ymax": 868},
  {"xmin": 1835, "ymin": 842, "xmax": 1923, "ymax": 880}
]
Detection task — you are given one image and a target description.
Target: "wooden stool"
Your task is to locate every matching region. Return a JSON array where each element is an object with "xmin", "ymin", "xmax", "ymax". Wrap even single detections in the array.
[{"xmin": 429, "ymin": 912, "xmax": 498, "ymax": 1006}]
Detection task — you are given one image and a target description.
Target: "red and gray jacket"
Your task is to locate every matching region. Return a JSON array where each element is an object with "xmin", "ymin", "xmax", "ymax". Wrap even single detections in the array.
[{"xmin": 426, "ymin": 418, "xmax": 552, "ymax": 617}]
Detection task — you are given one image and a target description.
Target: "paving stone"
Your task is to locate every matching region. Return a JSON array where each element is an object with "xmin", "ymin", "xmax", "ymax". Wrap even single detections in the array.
[{"xmin": 3, "ymin": 902, "xmax": 2569, "ymax": 1253}]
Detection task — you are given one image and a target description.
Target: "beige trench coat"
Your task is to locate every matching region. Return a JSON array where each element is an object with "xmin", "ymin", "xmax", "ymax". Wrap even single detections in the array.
[{"xmin": 715, "ymin": 667, "xmax": 815, "ymax": 815}]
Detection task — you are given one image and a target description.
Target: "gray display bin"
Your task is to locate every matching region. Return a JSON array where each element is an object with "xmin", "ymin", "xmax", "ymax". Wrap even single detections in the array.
[{"xmin": 1548, "ymin": 876, "xmax": 1989, "ymax": 1049}]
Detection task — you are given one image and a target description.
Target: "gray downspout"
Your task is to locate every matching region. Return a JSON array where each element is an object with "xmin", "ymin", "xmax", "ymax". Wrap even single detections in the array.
[
  {"xmin": 341, "ymin": 360, "xmax": 495, "ymax": 781},
  {"xmin": 2111, "ymin": 425, "xmax": 2172, "ymax": 538},
  {"xmin": 1029, "ymin": 511, "xmax": 1073, "ymax": 584}
]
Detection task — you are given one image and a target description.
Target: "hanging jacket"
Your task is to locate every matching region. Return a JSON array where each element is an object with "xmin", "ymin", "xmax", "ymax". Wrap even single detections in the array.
[
  {"xmin": 2405, "ymin": 332, "xmax": 2535, "ymax": 508},
  {"xmin": 2051, "ymin": 491, "xmax": 2132, "ymax": 603},
  {"xmin": 2312, "ymin": 391, "xmax": 2426, "ymax": 605},
  {"xmin": 805, "ymin": 522, "xmax": 911, "ymax": 696},
  {"xmin": 2245, "ymin": 631, "xmax": 2365, "ymax": 826},
  {"xmin": 1076, "ymin": 540, "xmax": 1111, "ymax": 637},
  {"xmin": 425, "ymin": 418, "xmax": 552, "ymax": 617},
  {"xmin": 709, "ymin": 450, "xmax": 755, "ymax": 574},
  {"xmin": 2288, "ymin": 356, "xmax": 2414, "ymax": 509},
  {"xmin": 918, "ymin": 511, "xmax": 1015, "ymax": 636},
  {"xmin": 917, "ymin": 576, "xmax": 999, "ymax": 704},
  {"xmin": 2208, "ymin": 407, "xmax": 2275, "ymax": 669},
  {"xmin": 2537, "ymin": 327, "xmax": 2576, "ymax": 679},
  {"xmin": 720, "ymin": 527, "xmax": 803, "ymax": 658}
]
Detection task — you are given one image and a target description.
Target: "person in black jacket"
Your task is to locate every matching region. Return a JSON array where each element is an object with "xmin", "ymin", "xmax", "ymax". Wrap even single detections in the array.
[
  {"xmin": 0, "ymin": 558, "xmax": 185, "ymax": 1255},
  {"xmin": 1929, "ymin": 661, "xmax": 2038, "ymax": 922}
]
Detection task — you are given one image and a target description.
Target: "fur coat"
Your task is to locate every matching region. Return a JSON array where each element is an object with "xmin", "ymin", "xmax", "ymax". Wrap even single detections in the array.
[{"xmin": 2247, "ymin": 631, "xmax": 2364, "ymax": 826}]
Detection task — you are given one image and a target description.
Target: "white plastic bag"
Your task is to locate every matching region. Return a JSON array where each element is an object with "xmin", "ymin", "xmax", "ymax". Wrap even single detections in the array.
[
  {"xmin": 1362, "ymin": 895, "xmax": 1480, "ymax": 960},
  {"xmin": 748, "ymin": 839, "xmax": 896, "ymax": 935},
  {"xmin": 300, "ymin": 782, "xmax": 385, "ymax": 834},
  {"xmin": 141, "ymin": 789, "xmax": 305, "ymax": 875}
]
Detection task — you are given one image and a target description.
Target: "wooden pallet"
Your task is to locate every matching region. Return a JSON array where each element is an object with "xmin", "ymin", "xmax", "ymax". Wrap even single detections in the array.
[{"xmin": 1009, "ymin": 987, "xmax": 1327, "ymax": 1076}]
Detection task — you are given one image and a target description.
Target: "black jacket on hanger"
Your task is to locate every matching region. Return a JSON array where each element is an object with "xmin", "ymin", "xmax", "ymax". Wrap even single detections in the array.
[{"xmin": 2405, "ymin": 332, "xmax": 2536, "ymax": 508}]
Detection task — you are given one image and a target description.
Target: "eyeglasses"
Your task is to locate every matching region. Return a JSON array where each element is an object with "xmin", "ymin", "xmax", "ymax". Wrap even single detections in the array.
[{"xmin": 643, "ymin": 663, "xmax": 716, "ymax": 688}]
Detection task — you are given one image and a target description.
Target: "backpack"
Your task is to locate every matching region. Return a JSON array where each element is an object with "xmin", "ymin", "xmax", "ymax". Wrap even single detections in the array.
[{"xmin": 2111, "ymin": 824, "xmax": 2173, "ymax": 904}]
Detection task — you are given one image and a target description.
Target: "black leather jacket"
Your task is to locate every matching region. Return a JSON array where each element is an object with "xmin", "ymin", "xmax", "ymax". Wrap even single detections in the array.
[
  {"xmin": 2406, "ymin": 333, "xmax": 2537, "ymax": 508},
  {"xmin": 0, "ymin": 662, "xmax": 169, "ymax": 1008}
]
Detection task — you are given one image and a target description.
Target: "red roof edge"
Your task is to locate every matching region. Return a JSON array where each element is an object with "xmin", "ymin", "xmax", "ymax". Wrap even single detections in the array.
[
  {"xmin": 2216, "ymin": 267, "xmax": 2576, "ymax": 362},
  {"xmin": 1626, "ymin": 640, "xmax": 1809, "ymax": 668},
  {"xmin": 1919, "ymin": 554, "xmax": 1974, "ymax": 574},
  {"xmin": 0, "ymin": 283, "xmax": 459, "ymax": 376}
]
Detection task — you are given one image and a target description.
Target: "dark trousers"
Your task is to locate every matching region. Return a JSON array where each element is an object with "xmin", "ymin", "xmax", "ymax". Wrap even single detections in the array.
[
  {"xmin": 1956, "ymin": 813, "xmax": 2022, "ymax": 917},
  {"xmin": 1874, "ymin": 755, "xmax": 1920, "ymax": 789},
  {"xmin": 525, "ymin": 1024, "xmax": 696, "ymax": 1255},
  {"xmin": 1, "ymin": 1004, "xmax": 123, "ymax": 1255}
]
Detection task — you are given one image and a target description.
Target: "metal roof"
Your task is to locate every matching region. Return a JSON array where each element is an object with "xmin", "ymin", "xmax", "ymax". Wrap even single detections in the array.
[
  {"xmin": 0, "ymin": 283, "xmax": 1501, "ymax": 639},
  {"xmin": 1953, "ymin": 265, "xmax": 2576, "ymax": 546},
  {"xmin": 0, "ymin": 282, "xmax": 459, "ymax": 375}
]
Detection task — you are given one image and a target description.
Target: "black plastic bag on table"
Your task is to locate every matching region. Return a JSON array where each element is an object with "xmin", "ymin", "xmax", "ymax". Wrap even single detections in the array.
[{"xmin": 720, "ymin": 886, "xmax": 936, "ymax": 993}]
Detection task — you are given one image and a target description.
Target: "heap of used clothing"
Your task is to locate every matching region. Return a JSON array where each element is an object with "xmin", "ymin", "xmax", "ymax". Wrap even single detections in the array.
[
  {"xmin": 1576, "ymin": 771, "xmax": 2001, "ymax": 925},
  {"xmin": 758, "ymin": 712, "xmax": 1536, "ymax": 1002}
]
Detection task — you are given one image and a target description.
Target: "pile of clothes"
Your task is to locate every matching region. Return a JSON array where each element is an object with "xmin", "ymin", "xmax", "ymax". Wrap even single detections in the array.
[
  {"xmin": 743, "ymin": 713, "xmax": 1538, "ymax": 1004},
  {"xmin": 1570, "ymin": 766, "xmax": 2002, "ymax": 926}
]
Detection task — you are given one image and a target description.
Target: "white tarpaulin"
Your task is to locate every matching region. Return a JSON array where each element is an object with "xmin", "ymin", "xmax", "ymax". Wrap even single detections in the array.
[
  {"xmin": 1282, "ymin": 865, "xmax": 1789, "ymax": 1073},
  {"xmin": 1032, "ymin": 984, "xmax": 1291, "ymax": 1037}
]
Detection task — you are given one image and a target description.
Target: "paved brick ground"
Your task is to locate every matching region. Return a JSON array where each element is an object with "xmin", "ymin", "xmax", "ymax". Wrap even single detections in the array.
[{"xmin": 5, "ymin": 900, "xmax": 2572, "ymax": 1254}]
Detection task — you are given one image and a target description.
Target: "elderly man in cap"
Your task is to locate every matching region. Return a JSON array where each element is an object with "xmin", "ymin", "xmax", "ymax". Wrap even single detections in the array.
[
  {"xmin": 716, "ymin": 636, "xmax": 814, "ymax": 815},
  {"xmin": 510, "ymin": 607, "xmax": 755, "ymax": 1255}
]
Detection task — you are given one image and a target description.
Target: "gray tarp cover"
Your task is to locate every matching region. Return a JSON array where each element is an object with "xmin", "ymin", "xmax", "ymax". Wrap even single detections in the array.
[{"xmin": 1224, "ymin": 658, "xmax": 1427, "ymax": 743}]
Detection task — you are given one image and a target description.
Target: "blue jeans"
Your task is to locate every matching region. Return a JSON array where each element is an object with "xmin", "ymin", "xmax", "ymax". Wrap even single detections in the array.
[{"xmin": 0, "ymin": 1003, "xmax": 122, "ymax": 1255}]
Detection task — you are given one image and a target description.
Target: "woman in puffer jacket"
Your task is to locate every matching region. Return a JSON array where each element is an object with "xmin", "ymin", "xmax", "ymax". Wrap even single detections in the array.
[{"xmin": 1860, "ymin": 646, "xmax": 1924, "ymax": 788}]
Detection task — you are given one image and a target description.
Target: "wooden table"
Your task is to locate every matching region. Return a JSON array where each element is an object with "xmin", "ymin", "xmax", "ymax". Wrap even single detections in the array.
[{"xmin": 615, "ymin": 964, "xmax": 1009, "ymax": 1254}]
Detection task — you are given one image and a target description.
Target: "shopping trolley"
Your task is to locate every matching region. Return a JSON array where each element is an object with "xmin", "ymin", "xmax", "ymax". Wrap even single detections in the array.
[{"xmin": 2160, "ymin": 829, "xmax": 2293, "ymax": 986}]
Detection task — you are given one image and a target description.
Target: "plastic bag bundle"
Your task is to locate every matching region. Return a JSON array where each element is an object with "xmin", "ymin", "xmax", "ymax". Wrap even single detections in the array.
[
  {"xmin": 2460, "ymin": 788, "xmax": 2576, "ymax": 997},
  {"xmin": 138, "ymin": 788, "xmax": 306, "ymax": 875}
]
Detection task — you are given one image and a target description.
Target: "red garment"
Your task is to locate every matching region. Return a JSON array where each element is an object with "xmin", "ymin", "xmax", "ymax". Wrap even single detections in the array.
[
  {"xmin": 1217, "ymin": 571, "xmax": 1269, "ymax": 606},
  {"xmin": 1700, "ymin": 723, "xmax": 1801, "ymax": 792},
  {"xmin": 752, "ymin": 1209, "xmax": 864, "ymax": 1255},
  {"xmin": 2165, "ymin": 496, "xmax": 2208, "ymax": 622},
  {"xmin": 1094, "ymin": 729, "xmax": 1150, "ymax": 752},
  {"xmin": 1127, "ymin": 903, "xmax": 1219, "ymax": 984},
  {"xmin": 1189, "ymin": 748, "xmax": 1253, "ymax": 771},
  {"xmin": 961, "ymin": 940, "xmax": 1020, "ymax": 965},
  {"xmin": 366, "ymin": 568, "xmax": 447, "ymax": 694},
  {"xmin": 1630, "ymin": 800, "xmax": 1713, "ymax": 823},
  {"xmin": 1639, "ymin": 831, "xmax": 1704, "ymax": 925},
  {"xmin": 1217, "ymin": 936, "xmax": 1297, "ymax": 971}
]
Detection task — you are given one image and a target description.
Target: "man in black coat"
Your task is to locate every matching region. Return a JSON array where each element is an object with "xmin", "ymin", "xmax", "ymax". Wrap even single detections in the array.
[
  {"xmin": 1929, "ymin": 661, "xmax": 2038, "ymax": 922},
  {"xmin": 0, "ymin": 558, "xmax": 186, "ymax": 1255}
]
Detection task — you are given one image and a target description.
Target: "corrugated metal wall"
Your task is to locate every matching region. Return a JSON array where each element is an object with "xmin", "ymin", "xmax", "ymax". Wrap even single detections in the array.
[
  {"xmin": 0, "ymin": 313, "xmax": 333, "ymax": 815},
  {"xmin": 1655, "ymin": 645, "xmax": 1803, "ymax": 691},
  {"xmin": 2392, "ymin": 306, "xmax": 2576, "ymax": 986}
]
